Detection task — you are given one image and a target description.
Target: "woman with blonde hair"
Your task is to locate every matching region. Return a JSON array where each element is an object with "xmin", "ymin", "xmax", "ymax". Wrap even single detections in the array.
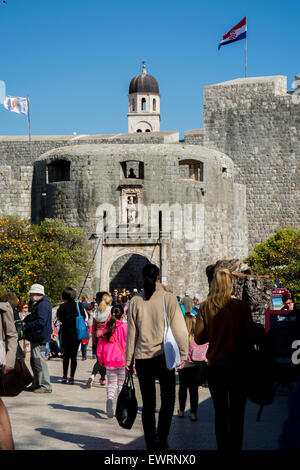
[
  {"xmin": 194, "ymin": 269, "xmax": 262, "ymax": 451},
  {"xmin": 86, "ymin": 293, "xmax": 112, "ymax": 388}
]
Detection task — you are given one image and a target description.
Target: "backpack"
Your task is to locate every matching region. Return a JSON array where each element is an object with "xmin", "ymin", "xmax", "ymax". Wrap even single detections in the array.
[
  {"xmin": 245, "ymin": 330, "xmax": 275, "ymax": 422},
  {"xmin": 190, "ymin": 343, "xmax": 208, "ymax": 363}
]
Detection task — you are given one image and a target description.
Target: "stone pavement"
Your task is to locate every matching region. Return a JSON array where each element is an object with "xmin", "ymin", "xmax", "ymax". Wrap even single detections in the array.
[{"xmin": 3, "ymin": 349, "xmax": 291, "ymax": 451}]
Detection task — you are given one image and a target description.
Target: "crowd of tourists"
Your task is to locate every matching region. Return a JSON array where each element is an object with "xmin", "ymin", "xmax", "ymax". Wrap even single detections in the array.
[{"xmin": 0, "ymin": 267, "xmax": 299, "ymax": 451}]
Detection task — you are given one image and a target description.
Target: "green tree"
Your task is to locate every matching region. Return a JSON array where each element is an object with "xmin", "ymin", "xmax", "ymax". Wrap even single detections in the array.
[
  {"xmin": 0, "ymin": 217, "xmax": 92, "ymax": 305},
  {"xmin": 245, "ymin": 227, "xmax": 300, "ymax": 301}
]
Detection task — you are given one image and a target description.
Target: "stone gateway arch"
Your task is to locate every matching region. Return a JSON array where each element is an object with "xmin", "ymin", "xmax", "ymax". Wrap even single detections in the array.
[{"xmin": 109, "ymin": 253, "xmax": 150, "ymax": 292}]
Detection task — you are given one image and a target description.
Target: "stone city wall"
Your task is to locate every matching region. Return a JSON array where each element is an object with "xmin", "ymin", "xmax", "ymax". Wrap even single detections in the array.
[
  {"xmin": 184, "ymin": 76, "xmax": 300, "ymax": 251},
  {"xmin": 0, "ymin": 166, "xmax": 33, "ymax": 219},
  {"xmin": 33, "ymin": 144, "xmax": 248, "ymax": 296}
]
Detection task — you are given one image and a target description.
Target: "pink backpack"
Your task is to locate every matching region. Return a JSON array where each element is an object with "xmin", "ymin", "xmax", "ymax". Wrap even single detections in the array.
[{"xmin": 189, "ymin": 339, "xmax": 208, "ymax": 363}]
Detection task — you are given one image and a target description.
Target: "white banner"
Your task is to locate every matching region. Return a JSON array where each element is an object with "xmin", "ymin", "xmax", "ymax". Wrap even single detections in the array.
[{"xmin": 3, "ymin": 95, "xmax": 28, "ymax": 115}]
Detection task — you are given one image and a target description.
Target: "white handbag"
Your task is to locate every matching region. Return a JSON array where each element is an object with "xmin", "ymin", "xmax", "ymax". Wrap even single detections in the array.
[{"xmin": 163, "ymin": 295, "xmax": 181, "ymax": 370}]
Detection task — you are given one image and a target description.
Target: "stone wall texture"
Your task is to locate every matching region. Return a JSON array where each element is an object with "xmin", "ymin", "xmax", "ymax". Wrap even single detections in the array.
[
  {"xmin": 184, "ymin": 76, "xmax": 300, "ymax": 250},
  {"xmin": 32, "ymin": 144, "xmax": 248, "ymax": 295}
]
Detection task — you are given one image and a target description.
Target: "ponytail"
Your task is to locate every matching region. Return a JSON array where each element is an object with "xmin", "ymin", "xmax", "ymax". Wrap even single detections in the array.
[
  {"xmin": 102, "ymin": 304, "xmax": 124, "ymax": 342},
  {"xmin": 102, "ymin": 316, "xmax": 116, "ymax": 342},
  {"xmin": 142, "ymin": 264, "xmax": 160, "ymax": 300}
]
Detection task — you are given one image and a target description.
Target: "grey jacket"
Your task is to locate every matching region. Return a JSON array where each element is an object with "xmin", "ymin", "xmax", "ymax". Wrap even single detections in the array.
[{"xmin": 0, "ymin": 302, "xmax": 18, "ymax": 368}]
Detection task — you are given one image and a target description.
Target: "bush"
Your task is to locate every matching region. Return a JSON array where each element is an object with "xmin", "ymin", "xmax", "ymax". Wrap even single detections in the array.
[
  {"xmin": 0, "ymin": 217, "xmax": 91, "ymax": 305},
  {"xmin": 245, "ymin": 227, "xmax": 300, "ymax": 301}
]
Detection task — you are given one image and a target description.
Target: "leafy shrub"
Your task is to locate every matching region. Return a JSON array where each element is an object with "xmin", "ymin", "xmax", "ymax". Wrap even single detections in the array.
[
  {"xmin": 246, "ymin": 227, "xmax": 300, "ymax": 301},
  {"xmin": 0, "ymin": 217, "xmax": 91, "ymax": 305}
]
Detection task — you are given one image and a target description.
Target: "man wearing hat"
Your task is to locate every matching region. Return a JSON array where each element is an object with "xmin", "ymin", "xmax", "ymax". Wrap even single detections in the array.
[{"xmin": 23, "ymin": 284, "xmax": 52, "ymax": 393}]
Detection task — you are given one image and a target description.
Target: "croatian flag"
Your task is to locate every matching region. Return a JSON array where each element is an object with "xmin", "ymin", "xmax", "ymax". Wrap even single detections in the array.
[{"xmin": 218, "ymin": 17, "xmax": 247, "ymax": 50}]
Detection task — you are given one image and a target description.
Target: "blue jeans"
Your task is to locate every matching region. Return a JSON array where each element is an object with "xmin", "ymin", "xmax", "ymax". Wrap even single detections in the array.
[
  {"xmin": 81, "ymin": 342, "xmax": 88, "ymax": 359},
  {"xmin": 45, "ymin": 342, "xmax": 50, "ymax": 358}
]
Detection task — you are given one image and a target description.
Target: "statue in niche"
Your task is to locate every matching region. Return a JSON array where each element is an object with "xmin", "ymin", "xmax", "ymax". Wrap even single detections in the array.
[
  {"xmin": 127, "ymin": 195, "xmax": 137, "ymax": 224},
  {"xmin": 128, "ymin": 168, "xmax": 137, "ymax": 178}
]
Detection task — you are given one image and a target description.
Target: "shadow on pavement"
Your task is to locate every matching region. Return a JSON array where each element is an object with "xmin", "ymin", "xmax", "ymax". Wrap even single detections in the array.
[
  {"xmin": 35, "ymin": 427, "xmax": 146, "ymax": 450},
  {"xmin": 49, "ymin": 403, "xmax": 106, "ymax": 420}
]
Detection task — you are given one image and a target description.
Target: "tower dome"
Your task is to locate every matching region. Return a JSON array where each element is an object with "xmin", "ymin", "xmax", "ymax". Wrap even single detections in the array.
[
  {"xmin": 129, "ymin": 63, "xmax": 159, "ymax": 94},
  {"xmin": 127, "ymin": 62, "xmax": 161, "ymax": 134}
]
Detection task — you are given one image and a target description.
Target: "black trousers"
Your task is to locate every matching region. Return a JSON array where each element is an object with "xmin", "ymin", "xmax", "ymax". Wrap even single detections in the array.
[
  {"xmin": 207, "ymin": 365, "xmax": 247, "ymax": 451},
  {"xmin": 135, "ymin": 354, "xmax": 175, "ymax": 447},
  {"xmin": 92, "ymin": 339, "xmax": 106, "ymax": 379},
  {"xmin": 178, "ymin": 368, "xmax": 199, "ymax": 414},
  {"xmin": 62, "ymin": 339, "xmax": 80, "ymax": 378}
]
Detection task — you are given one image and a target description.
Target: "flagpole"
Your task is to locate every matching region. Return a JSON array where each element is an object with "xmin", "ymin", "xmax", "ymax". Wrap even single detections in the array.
[
  {"xmin": 27, "ymin": 95, "xmax": 32, "ymax": 159},
  {"xmin": 245, "ymin": 36, "xmax": 247, "ymax": 78}
]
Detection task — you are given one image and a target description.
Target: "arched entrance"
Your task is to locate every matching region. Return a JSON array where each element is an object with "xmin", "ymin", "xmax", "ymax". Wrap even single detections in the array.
[{"xmin": 109, "ymin": 254, "xmax": 150, "ymax": 292}]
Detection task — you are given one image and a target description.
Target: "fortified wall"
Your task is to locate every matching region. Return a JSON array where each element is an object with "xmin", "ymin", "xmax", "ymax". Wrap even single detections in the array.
[
  {"xmin": 32, "ymin": 143, "xmax": 247, "ymax": 295},
  {"xmin": 185, "ymin": 76, "xmax": 300, "ymax": 249},
  {"xmin": 0, "ymin": 132, "xmax": 178, "ymax": 222}
]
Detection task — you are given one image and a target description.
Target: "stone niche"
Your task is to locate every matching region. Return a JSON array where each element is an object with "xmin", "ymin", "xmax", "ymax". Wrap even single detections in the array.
[{"xmin": 206, "ymin": 259, "xmax": 274, "ymax": 325}]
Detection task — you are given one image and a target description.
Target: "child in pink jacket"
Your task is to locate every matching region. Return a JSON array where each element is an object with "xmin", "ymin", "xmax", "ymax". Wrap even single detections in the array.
[{"xmin": 97, "ymin": 304, "xmax": 127, "ymax": 418}]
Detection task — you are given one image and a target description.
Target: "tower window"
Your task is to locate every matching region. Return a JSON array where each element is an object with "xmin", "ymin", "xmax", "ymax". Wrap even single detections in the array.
[
  {"xmin": 153, "ymin": 99, "xmax": 156, "ymax": 111},
  {"xmin": 136, "ymin": 129, "xmax": 142, "ymax": 133},
  {"xmin": 145, "ymin": 129, "xmax": 151, "ymax": 132},
  {"xmin": 179, "ymin": 160, "xmax": 203, "ymax": 182},
  {"xmin": 141, "ymin": 98, "xmax": 146, "ymax": 111},
  {"xmin": 47, "ymin": 160, "xmax": 70, "ymax": 183}
]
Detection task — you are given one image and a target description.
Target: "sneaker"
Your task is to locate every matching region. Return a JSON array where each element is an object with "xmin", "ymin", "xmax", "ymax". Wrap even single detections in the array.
[
  {"xmin": 25, "ymin": 386, "xmax": 35, "ymax": 392},
  {"xmin": 34, "ymin": 387, "xmax": 52, "ymax": 393},
  {"xmin": 61, "ymin": 376, "xmax": 68, "ymax": 384},
  {"xmin": 190, "ymin": 413, "xmax": 197, "ymax": 422},
  {"xmin": 86, "ymin": 377, "xmax": 93, "ymax": 389},
  {"xmin": 68, "ymin": 377, "xmax": 74, "ymax": 384},
  {"xmin": 177, "ymin": 410, "xmax": 184, "ymax": 417},
  {"xmin": 106, "ymin": 399, "xmax": 114, "ymax": 418},
  {"xmin": 100, "ymin": 379, "xmax": 106, "ymax": 386}
]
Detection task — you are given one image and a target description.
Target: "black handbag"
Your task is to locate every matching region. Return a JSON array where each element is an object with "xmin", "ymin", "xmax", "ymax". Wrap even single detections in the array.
[
  {"xmin": 0, "ymin": 356, "xmax": 33, "ymax": 397},
  {"xmin": 116, "ymin": 371, "xmax": 138, "ymax": 430},
  {"xmin": 15, "ymin": 319, "xmax": 25, "ymax": 341},
  {"xmin": 245, "ymin": 335, "xmax": 275, "ymax": 422}
]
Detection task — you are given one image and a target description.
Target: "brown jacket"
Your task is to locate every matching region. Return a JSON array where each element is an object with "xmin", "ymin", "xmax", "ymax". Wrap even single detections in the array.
[
  {"xmin": 0, "ymin": 302, "xmax": 18, "ymax": 368},
  {"xmin": 194, "ymin": 298, "xmax": 262, "ymax": 367},
  {"xmin": 125, "ymin": 282, "xmax": 188, "ymax": 367}
]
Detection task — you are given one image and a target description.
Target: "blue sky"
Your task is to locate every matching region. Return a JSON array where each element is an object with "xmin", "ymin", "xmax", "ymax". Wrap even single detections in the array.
[{"xmin": 0, "ymin": 0, "xmax": 299, "ymax": 137}]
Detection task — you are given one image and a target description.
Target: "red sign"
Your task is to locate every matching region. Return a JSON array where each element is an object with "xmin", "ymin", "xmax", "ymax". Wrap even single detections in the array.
[{"xmin": 272, "ymin": 288, "xmax": 291, "ymax": 297}]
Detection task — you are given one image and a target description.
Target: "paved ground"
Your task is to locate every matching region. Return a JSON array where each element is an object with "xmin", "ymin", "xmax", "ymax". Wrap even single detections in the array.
[{"xmin": 3, "ymin": 347, "xmax": 291, "ymax": 451}]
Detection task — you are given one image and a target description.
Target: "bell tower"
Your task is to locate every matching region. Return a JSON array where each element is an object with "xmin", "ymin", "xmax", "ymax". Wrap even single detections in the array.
[{"xmin": 127, "ymin": 62, "xmax": 161, "ymax": 133}]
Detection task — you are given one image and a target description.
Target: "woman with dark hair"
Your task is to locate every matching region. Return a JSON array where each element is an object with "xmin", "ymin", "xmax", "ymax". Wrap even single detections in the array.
[
  {"xmin": 56, "ymin": 287, "xmax": 86, "ymax": 384},
  {"xmin": 125, "ymin": 264, "xmax": 188, "ymax": 451},
  {"xmin": 194, "ymin": 269, "xmax": 263, "ymax": 451},
  {"xmin": 97, "ymin": 304, "xmax": 127, "ymax": 418}
]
